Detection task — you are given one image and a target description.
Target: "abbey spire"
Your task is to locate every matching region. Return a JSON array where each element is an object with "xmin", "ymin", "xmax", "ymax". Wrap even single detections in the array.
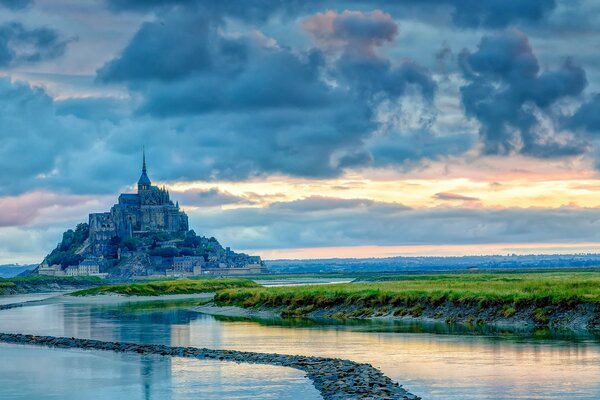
[{"xmin": 138, "ymin": 148, "xmax": 151, "ymax": 191}]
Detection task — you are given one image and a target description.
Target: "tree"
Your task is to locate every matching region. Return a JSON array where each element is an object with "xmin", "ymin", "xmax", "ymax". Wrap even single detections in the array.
[
  {"xmin": 183, "ymin": 234, "xmax": 200, "ymax": 248},
  {"xmin": 149, "ymin": 247, "xmax": 179, "ymax": 257},
  {"xmin": 121, "ymin": 237, "xmax": 139, "ymax": 251}
]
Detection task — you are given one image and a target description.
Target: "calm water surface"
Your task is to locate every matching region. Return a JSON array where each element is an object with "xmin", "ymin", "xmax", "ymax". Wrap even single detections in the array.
[
  {"xmin": 0, "ymin": 344, "xmax": 319, "ymax": 400},
  {"xmin": 0, "ymin": 295, "xmax": 599, "ymax": 399}
]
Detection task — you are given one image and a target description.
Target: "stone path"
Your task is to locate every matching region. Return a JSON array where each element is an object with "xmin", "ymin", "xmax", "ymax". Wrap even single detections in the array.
[{"xmin": 0, "ymin": 333, "xmax": 420, "ymax": 400}]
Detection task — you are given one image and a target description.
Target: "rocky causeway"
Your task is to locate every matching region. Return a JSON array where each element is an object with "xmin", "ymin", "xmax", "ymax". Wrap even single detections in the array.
[{"xmin": 0, "ymin": 333, "xmax": 420, "ymax": 400}]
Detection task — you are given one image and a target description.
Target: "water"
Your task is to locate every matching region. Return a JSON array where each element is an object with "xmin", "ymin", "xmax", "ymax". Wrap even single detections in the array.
[
  {"xmin": 0, "ymin": 344, "xmax": 318, "ymax": 400},
  {"xmin": 1, "ymin": 296, "xmax": 599, "ymax": 399},
  {"xmin": 0, "ymin": 292, "xmax": 65, "ymax": 306},
  {"xmin": 0, "ymin": 296, "xmax": 320, "ymax": 400}
]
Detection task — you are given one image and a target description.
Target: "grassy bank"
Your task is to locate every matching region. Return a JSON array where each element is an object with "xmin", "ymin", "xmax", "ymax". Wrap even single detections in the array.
[
  {"xmin": 0, "ymin": 276, "xmax": 102, "ymax": 295},
  {"xmin": 214, "ymin": 272, "xmax": 600, "ymax": 328},
  {"xmin": 71, "ymin": 278, "xmax": 259, "ymax": 296}
]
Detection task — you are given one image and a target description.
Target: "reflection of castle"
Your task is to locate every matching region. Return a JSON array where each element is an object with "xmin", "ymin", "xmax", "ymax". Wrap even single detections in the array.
[{"xmin": 89, "ymin": 151, "xmax": 189, "ymax": 256}]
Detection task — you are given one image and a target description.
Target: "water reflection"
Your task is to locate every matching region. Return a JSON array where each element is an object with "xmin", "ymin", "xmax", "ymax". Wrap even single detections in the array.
[
  {"xmin": 211, "ymin": 314, "xmax": 600, "ymax": 341},
  {"xmin": 0, "ymin": 298, "xmax": 599, "ymax": 399},
  {"xmin": 0, "ymin": 344, "xmax": 319, "ymax": 400}
]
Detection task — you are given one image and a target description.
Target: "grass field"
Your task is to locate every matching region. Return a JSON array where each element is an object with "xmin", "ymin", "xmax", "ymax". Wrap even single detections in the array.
[
  {"xmin": 215, "ymin": 272, "xmax": 600, "ymax": 313},
  {"xmin": 71, "ymin": 278, "xmax": 259, "ymax": 296}
]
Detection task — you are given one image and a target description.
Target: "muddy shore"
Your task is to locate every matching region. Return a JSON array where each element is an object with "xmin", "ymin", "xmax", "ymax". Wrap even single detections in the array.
[{"xmin": 197, "ymin": 300, "xmax": 600, "ymax": 334}]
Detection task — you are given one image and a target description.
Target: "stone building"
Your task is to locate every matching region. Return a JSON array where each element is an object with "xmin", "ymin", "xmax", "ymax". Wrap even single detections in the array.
[
  {"xmin": 89, "ymin": 151, "xmax": 188, "ymax": 256},
  {"xmin": 173, "ymin": 256, "xmax": 204, "ymax": 275}
]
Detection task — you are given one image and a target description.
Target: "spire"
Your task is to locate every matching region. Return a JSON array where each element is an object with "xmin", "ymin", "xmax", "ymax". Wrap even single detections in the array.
[
  {"xmin": 138, "ymin": 147, "xmax": 151, "ymax": 189},
  {"xmin": 142, "ymin": 146, "xmax": 147, "ymax": 174}
]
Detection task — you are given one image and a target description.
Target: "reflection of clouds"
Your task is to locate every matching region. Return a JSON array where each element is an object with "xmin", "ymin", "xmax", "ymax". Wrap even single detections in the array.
[
  {"xmin": 1, "ymin": 300, "xmax": 599, "ymax": 399},
  {"xmin": 185, "ymin": 316, "xmax": 600, "ymax": 400}
]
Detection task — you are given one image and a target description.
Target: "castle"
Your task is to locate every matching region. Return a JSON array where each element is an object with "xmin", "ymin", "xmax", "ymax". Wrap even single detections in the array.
[{"xmin": 89, "ymin": 151, "xmax": 189, "ymax": 256}]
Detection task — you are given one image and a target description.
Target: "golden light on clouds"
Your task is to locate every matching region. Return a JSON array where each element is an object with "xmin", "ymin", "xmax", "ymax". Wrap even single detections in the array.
[
  {"xmin": 166, "ymin": 174, "xmax": 600, "ymax": 210},
  {"xmin": 248, "ymin": 242, "xmax": 600, "ymax": 260}
]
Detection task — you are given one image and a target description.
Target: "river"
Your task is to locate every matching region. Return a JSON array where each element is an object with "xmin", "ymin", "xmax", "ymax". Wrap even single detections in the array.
[{"xmin": 0, "ymin": 293, "xmax": 599, "ymax": 399}]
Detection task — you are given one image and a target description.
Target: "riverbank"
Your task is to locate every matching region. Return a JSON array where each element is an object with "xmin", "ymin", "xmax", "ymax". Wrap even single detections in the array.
[
  {"xmin": 212, "ymin": 271, "xmax": 600, "ymax": 332},
  {"xmin": 0, "ymin": 276, "xmax": 101, "ymax": 295},
  {"xmin": 0, "ymin": 333, "xmax": 419, "ymax": 400}
]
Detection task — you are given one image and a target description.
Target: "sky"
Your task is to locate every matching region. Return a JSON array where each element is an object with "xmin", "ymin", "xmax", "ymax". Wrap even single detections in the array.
[{"xmin": 1, "ymin": 0, "xmax": 600, "ymax": 264}]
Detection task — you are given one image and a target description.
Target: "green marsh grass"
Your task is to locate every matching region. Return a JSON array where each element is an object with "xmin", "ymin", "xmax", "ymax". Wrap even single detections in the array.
[
  {"xmin": 215, "ymin": 272, "xmax": 600, "ymax": 313},
  {"xmin": 71, "ymin": 278, "xmax": 258, "ymax": 296}
]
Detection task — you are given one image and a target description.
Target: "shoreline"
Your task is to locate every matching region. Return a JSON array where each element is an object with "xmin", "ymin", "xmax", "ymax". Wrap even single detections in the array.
[
  {"xmin": 0, "ymin": 292, "xmax": 215, "ymax": 310},
  {"xmin": 0, "ymin": 333, "xmax": 420, "ymax": 400},
  {"xmin": 197, "ymin": 300, "xmax": 600, "ymax": 335}
]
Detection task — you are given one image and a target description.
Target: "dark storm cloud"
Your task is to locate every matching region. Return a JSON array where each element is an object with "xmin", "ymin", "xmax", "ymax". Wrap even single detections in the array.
[
  {"xmin": 368, "ymin": 132, "xmax": 474, "ymax": 167},
  {"xmin": 459, "ymin": 30, "xmax": 588, "ymax": 157},
  {"xmin": 98, "ymin": 11, "xmax": 334, "ymax": 113},
  {"xmin": 104, "ymin": 0, "xmax": 556, "ymax": 29},
  {"xmin": 304, "ymin": 10, "xmax": 436, "ymax": 100},
  {"xmin": 0, "ymin": 78, "xmax": 93, "ymax": 195},
  {"xmin": 0, "ymin": 22, "xmax": 73, "ymax": 67},
  {"xmin": 189, "ymin": 198, "xmax": 600, "ymax": 249},
  {"xmin": 97, "ymin": 13, "xmax": 214, "ymax": 83},
  {"xmin": 568, "ymin": 94, "xmax": 600, "ymax": 136},
  {"xmin": 92, "ymin": 8, "xmax": 458, "ymax": 180},
  {"xmin": 0, "ymin": 0, "xmax": 32, "ymax": 10},
  {"xmin": 437, "ymin": 0, "xmax": 555, "ymax": 29}
]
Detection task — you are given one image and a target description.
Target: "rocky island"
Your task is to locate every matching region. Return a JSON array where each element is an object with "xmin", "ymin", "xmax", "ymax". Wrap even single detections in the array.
[{"xmin": 37, "ymin": 152, "xmax": 266, "ymax": 279}]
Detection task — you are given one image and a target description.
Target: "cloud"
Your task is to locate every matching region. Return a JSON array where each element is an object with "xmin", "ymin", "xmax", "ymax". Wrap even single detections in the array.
[
  {"xmin": 175, "ymin": 188, "xmax": 254, "ymax": 207},
  {"xmin": 0, "ymin": 191, "xmax": 102, "ymax": 228},
  {"xmin": 97, "ymin": 11, "xmax": 335, "ymax": 114},
  {"xmin": 0, "ymin": 0, "xmax": 32, "ymax": 10},
  {"xmin": 304, "ymin": 10, "xmax": 436, "ymax": 101},
  {"xmin": 91, "ymin": 7, "xmax": 454, "ymax": 181},
  {"xmin": 568, "ymin": 94, "xmax": 600, "ymax": 136},
  {"xmin": 439, "ymin": 0, "xmax": 556, "ymax": 29},
  {"xmin": 55, "ymin": 97, "xmax": 130, "ymax": 122},
  {"xmin": 0, "ymin": 226, "xmax": 65, "ymax": 264},
  {"xmin": 97, "ymin": 13, "xmax": 215, "ymax": 83},
  {"xmin": 303, "ymin": 10, "xmax": 398, "ymax": 51},
  {"xmin": 0, "ymin": 78, "xmax": 136, "ymax": 196},
  {"xmin": 368, "ymin": 130, "xmax": 474, "ymax": 167},
  {"xmin": 103, "ymin": 0, "xmax": 557, "ymax": 29},
  {"xmin": 188, "ymin": 198, "xmax": 600, "ymax": 250},
  {"xmin": 270, "ymin": 196, "xmax": 382, "ymax": 212},
  {"xmin": 434, "ymin": 192, "xmax": 480, "ymax": 202},
  {"xmin": 459, "ymin": 29, "xmax": 588, "ymax": 157},
  {"xmin": 0, "ymin": 78, "xmax": 80, "ymax": 195},
  {"xmin": 0, "ymin": 22, "xmax": 73, "ymax": 68}
]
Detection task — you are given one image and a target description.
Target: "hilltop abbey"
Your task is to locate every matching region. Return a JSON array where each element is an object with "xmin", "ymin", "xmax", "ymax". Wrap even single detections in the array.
[
  {"xmin": 89, "ymin": 152, "xmax": 189, "ymax": 256},
  {"xmin": 39, "ymin": 151, "xmax": 265, "ymax": 278}
]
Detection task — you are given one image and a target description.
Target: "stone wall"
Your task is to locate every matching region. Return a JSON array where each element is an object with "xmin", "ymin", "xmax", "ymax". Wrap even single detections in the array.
[{"xmin": 89, "ymin": 213, "xmax": 116, "ymax": 256}]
